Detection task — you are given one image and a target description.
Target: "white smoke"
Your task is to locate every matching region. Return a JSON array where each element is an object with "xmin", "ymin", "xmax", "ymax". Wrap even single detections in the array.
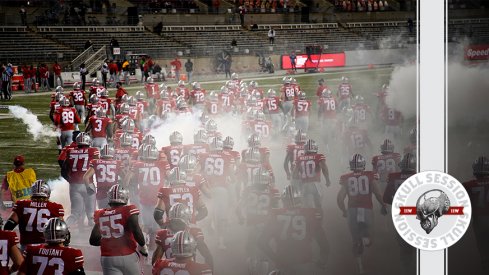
[
  {"xmin": 149, "ymin": 112, "xmax": 204, "ymax": 147},
  {"xmin": 47, "ymin": 177, "xmax": 71, "ymax": 216},
  {"xmin": 8, "ymin": 105, "xmax": 58, "ymax": 141},
  {"xmin": 385, "ymin": 62, "xmax": 417, "ymax": 120}
]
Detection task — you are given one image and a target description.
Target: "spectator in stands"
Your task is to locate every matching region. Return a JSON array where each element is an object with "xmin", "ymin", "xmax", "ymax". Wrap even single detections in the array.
[
  {"xmin": 84, "ymin": 39, "xmax": 93, "ymax": 50},
  {"xmin": 238, "ymin": 5, "xmax": 246, "ymax": 27},
  {"xmin": 231, "ymin": 39, "xmax": 238, "ymax": 47},
  {"xmin": 140, "ymin": 57, "xmax": 146, "ymax": 83},
  {"xmin": 289, "ymin": 51, "xmax": 297, "ymax": 72},
  {"xmin": 39, "ymin": 64, "xmax": 50, "ymax": 92},
  {"xmin": 154, "ymin": 22, "xmax": 163, "ymax": 36},
  {"xmin": 408, "ymin": 18, "xmax": 414, "ymax": 33},
  {"xmin": 101, "ymin": 61, "xmax": 109, "ymax": 88},
  {"xmin": 185, "ymin": 59, "xmax": 194, "ymax": 84},
  {"xmin": 212, "ymin": 0, "xmax": 220, "ymax": 13},
  {"xmin": 79, "ymin": 63, "xmax": 88, "ymax": 91},
  {"xmin": 20, "ymin": 6, "xmax": 27, "ymax": 26},
  {"xmin": 53, "ymin": 61, "xmax": 63, "ymax": 88},
  {"xmin": 109, "ymin": 37, "xmax": 119, "ymax": 59},
  {"xmin": 268, "ymin": 27, "xmax": 276, "ymax": 45},
  {"xmin": 223, "ymin": 51, "xmax": 232, "ymax": 78},
  {"xmin": 170, "ymin": 57, "xmax": 182, "ymax": 82}
]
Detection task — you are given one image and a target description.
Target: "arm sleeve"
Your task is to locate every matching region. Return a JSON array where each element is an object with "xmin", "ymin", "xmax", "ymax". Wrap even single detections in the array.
[{"xmin": 127, "ymin": 213, "xmax": 146, "ymax": 246}]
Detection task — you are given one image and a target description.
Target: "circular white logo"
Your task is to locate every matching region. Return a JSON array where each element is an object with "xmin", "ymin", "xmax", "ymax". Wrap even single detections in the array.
[{"xmin": 391, "ymin": 171, "xmax": 472, "ymax": 251}]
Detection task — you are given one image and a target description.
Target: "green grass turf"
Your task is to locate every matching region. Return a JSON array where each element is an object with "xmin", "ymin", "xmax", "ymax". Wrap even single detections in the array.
[{"xmin": 0, "ymin": 67, "xmax": 395, "ymax": 180}]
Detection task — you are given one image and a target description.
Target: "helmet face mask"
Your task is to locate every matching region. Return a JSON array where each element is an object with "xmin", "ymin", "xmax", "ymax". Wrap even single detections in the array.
[
  {"xmin": 349, "ymin": 154, "xmax": 366, "ymax": 172},
  {"xmin": 100, "ymin": 144, "xmax": 115, "ymax": 159},
  {"xmin": 247, "ymin": 133, "xmax": 261, "ymax": 148},
  {"xmin": 171, "ymin": 230, "xmax": 197, "ymax": 258},
  {"xmin": 304, "ymin": 139, "xmax": 318, "ymax": 154},
  {"xmin": 209, "ymin": 137, "xmax": 224, "ymax": 152},
  {"xmin": 168, "ymin": 167, "xmax": 187, "ymax": 186},
  {"xmin": 194, "ymin": 130, "xmax": 208, "ymax": 144},
  {"xmin": 294, "ymin": 129, "xmax": 307, "ymax": 144},
  {"xmin": 142, "ymin": 145, "xmax": 159, "ymax": 161},
  {"xmin": 76, "ymin": 132, "xmax": 92, "ymax": 146},
  {"xmin": 43, "ymin": 218, "xmax": 70, "ymax": 245},
  {"xmin": 179, "ymin": 154, "xmax": 198, "ymax": 175},
  {"xmin": 380, "ymin": 139, "xmax": 394, "ymax": 154},
  {"xmin": 107, "ymin": 184, "xmax": 130, "ymax": 205},
  {"xmin": 120, "ymin": 132, "xmax": 134, "ymax": 147},
  {"xmin": 31, "ymin": 180, "xmax": 51, "ymax": 199},
  {"xmin": 170, "ymin": 131, "xmax": 183, "ymax": 145},
  {"xmin": 399, "ymin": 153, "xmax": 417, "ymax": 173},
  {"xmin": 223, "ymin": 136, "xmax": 234, "ymax": 150}
]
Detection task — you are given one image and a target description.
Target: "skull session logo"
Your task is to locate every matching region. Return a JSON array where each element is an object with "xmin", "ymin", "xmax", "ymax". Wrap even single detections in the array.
[{"xmin": 392, "ymin": 171, "xmax": 472, "ymax": 251}]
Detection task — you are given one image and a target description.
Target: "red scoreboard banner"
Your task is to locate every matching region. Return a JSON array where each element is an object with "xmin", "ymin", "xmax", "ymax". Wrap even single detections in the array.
[
  {"xmin": 281, "ymin": 53, "xmax": 346, "ymax": 69},
  {"xmin": 464, "ymin": 45, "xmax": 489, "ymax": 60}
]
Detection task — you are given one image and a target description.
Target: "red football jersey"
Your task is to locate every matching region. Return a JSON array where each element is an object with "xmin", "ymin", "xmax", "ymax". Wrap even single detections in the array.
[
  {"xmin": 156, "ymin": 98, "xmax": 176, "ymax": 114},
  {"xmin": 184, "ymin": 174, "xmax": 208, "ymax": 190},
  {"xmin": 286, "ymin": 143, "xmax": 305, "ymax": 164},
  {"xmin": 190, "ymin": 89, "xmax": 206, "ymax": 105},
  {"xmin": 152, "ymin": 258, "xmax": 212, "ymax": 275},
  {"xmin": 184, "ymin": 144, "xmax": 209, "ymax": 156},
  {"xmin": 241, "ymin": 186, "xmax": 280, "ymax": 225},
  {"xmin": 94, "ymin": 204, "xmax": 140, "ymax": 256},
  {"xmin": 371, "ymin": 153, "xmax": 401, "ymax": 182},
  {"xmin": 342, "ymin": 127, "xmax": 371, "ymax": 153},
  {"xmin": 318, "ymin": 97, "xmax": 337, "ymax": 119},
  {"xmin": 219, "ymin": 94, "xmax": 234, "ymax": 113},
  {"xmin": 70, "ymin": 89, "xmax": 86, "ymax": 106},
  {"xmin": 175, "ymin": 87, "xmax": 190, "ymax": 100},
  {"xmin": 55, "ymin": 107, "xmax": 81, "ymax": 131},
  {"xmin": 88, "ymin": 116, "xmax": 112, "ymax": 138},
  {"xmin": 294, "ymin": 153, "xmax": 326, "ymax": 182},
  {"xmin": 66, "ymin": 147, "xmax": 100, "ymax": 183},
  {"xmin": 205, "ymin": 101, "xmax": 222, "ymax": 116},
  {"xmin": 158, "ymin": 185, "xmax": 202, "ymax": 222},
  {"xmin": 58, "ymin": 142, "xmax": 77, "ymax": 163},
  {"xmin": 238, "ymin": 162, "xmax": 262, "ymax": 187},
  {"xmin": 89, "ymin": 159, "xmax": 123, "ymax": 200},
  {"xmin": 198, "ymin": 152, "xmax": 235, "ymax": 187},
  {"xmin": 132, "ymin": 160, "xmax": 170, "ymax": 205},
  {"xmin": 267, "ymin": 207, "xmax": 322, "ymax": 265},
  {"xmin": 98, "ymin": 97, "xmax": 113, "ymax": 116},
  {"xmin": 338, "ymin": 83, "xmax": 352, "ymax": 100},
  {"xmin": 463, "ymin": 178, "xmax": 489, "ymax": 216},
  {"xmin": 155, "ymin": 227, "xmax": 204, "ymax": 259},
  {"xmin": 316, "ymin": 84, "xmax": 328, "ymax": 97},
  {"xmin": 19, "ymin": 244, "xmax": 84, "ymax": 274},
  {"xmin": 293, "ymin": 99, "xmax": 311, "ymax": 117},
  {"xmin": 13, "ymin": 200, "xmax": 64, "ymax": 245},
  {"xmin": 114, "ymin": 147, "xmax": 138, "ymax": 166},
  {"xmin": 136, "ymin": 100, "xmax": 150, "ymax": 115},
  {"xmin": 263, "ymin": 97, "xmax": 281, "ymax": 114},
  {"xmin": 247, "ymin": 120, "xmax": 272, "ymax": 139},
  {"xmin": 161, "ymin": 145, "xmax": 184, "ymax": 168},
  {"xmin": 86, "ymin": 103, "xmax": 100, "ymax": 118},
  {"xmin": 383, "ymin": 172, "xmax": 415, "ymax": 205},
  {"xmin": 352, "ymin": 103, "xmax": 371, "ymax": 123},
  {"xmin": 382, "ymin": 107, "xmax": 403, "ymax": 126},
  {"xmin": 0, "ymin": 230, "xmax": 19, "ymax": 275},
  {"xmin": 241, "ymin": 147, "xmax": 270, "ymax": 164},
  {"xmin": 339, "ymin": 171, "xmax": 380, "ymax": 209},
  {"xmin": 281, "ymin": 84, "xmax": 296, "ymax": 101},
  {"xmin": 113, "ymin": 131, "xmax": 142, "ymax": 149},
  {"xmin": 145, "ymin": 83, "xmax": 159, "ymax": 99}
]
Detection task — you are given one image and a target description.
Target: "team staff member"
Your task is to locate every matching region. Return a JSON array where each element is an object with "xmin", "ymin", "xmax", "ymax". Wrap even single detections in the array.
[{"xmin": 1, "ymin": 155, "xmax": 36, "ymax": 204}]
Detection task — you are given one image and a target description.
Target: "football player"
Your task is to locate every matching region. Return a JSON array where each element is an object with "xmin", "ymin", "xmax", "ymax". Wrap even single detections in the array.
[
  {"xmin": 98, "ymin": 88, "xmax": 116, "ymax": 118},
  {"xmin": 83, "ymin": 144, "xmax": 123, "ymax": 209},
  {"xmin": 178, "ymin": 154, "xmax": 212, "ymax": 198},
  {"xmin": 219, "ymin": 86, "xmax": 234, "ymax": 114},
  {"xmin": 135, "ymin": 90, "xmax": 152, "ymax": 117},
  {"xmin": 284, "ymin": 129, "xmax": 307, "ymax": 180},
  {"xmin": 205, "ymin": 91, "xmax": 223, "ymax": 116},
  {"xmin": 337, "ymin": 153, "xmax": 387, "ymax": 274},
  {"xmin": 204, "ymin": 119, "xmax": 222, "ymax": 142},
  {"xmin": 315, "ymin": 78, "xmax": 328, "ymax": 98},
  {"xmin": 155, "ymin": 90, "xmax": 176, "ymax": 117},
  {"xmin": 381, "ymin": 106, "xmax": 404, "ymax": 141},
  {"xmin": 317, "ymin": 89, "xmax": 337, "ymax": 146},
  {"xmin": 223, "ymin": 136, "xmax": 241, "ymax": 165},
  {"xmin": 145, "ymin": 77, "xmax": 159, "ymax": 100},
  {"xmin": 237, "ymin": 148, "xmax": 275, "ymax": 198},
  {"xmin": 4, "ymin": 180, "xmax": 64, "ymax": 249},
  {"xmin": 198, "ymin": 137, "xmax": 236, "ymax": 249},
  {"xmin": 342, "ymin": 119, "xmax": 372, "ymax": 158},
  {"xmin": 90, "ymin": 185, "xmax": 147, "ymax": 274},
  {"xmin": 161, "ymin": 131, "xmax": 185, "ymax": 169},
  {"xmin": 154, "ymin": 167, "xmax": 207, "ymax": 226},
  {"xmin": 126, "ymin": 145, "xmax": 170, "ymax": 249},
  {"xmin": 69, "ymin": 82, "xmax": 87, "ymax": 120},
  {"xmin": 263, "ymin": 89, "xmax": 283, "ymax": 136},
  {"xmin": 280, "ymin": 76, "xmax": 296, "ymax": 117},
  {"xmin": 236, "ymin": 169, "xmax": 279, "ymax": 275},
  {"xmin": 84, "ymin": 94, "xmax": 101, "ymax": 124},
  {"xmin": 351, "ymin": 95, "xmax": 372, "ymax": 129},
  {"xmin": 403, "ymin": 127, "xmax": 417, "ymax": 156},
  {"xmin": 247, "ymin": 111, "xmax": 272, "ymax": 140},
  {"xmin": 62, "ymin": 133, "xmax": 99, "ymax": 227},
  {"xmin": 292, "ymin": 92, "xmax": 311, "ymax": 132},
  {"xmin": 54, "ymin": 96, "xmax": 81, "ymax": 148},
  {"xmin": 113, "ymin": 118, "xmax": 143, "ymax": 150},
  {"xmin": 0, "ymin": 217, "xmax": 23, "ymax": 274},
  {"xmin": 189, "ymin": 82, "xmax": 206, "ymax": 112},
  {"xmin": 152, "ymin": 203, "xmax": 213, "ymax": 268},
  {"xmin": 152, "ymin": 230, "xmax": 213, "ymax": 275},
  {"xmin": 383, "ymin": 153, "xmax": 416, "ymax": 275},
  {"xmin": 175, "ymin": 80, "xmax": 190, "ymax": 101},
  {"xmin": 85, "ymin": 107, "xmax": 113, "ymax": 149},
  {"xmin": 19, "ymin": 218, "xmax": 85, "ymax": 275},
  {"xmin": 292, "ymin": 139, "xmax": 331, "ymax": 211},
  {"xmin": 371, "ymin": 139, "xmax": 401, "ymax": 189},
  {"xmin": 184, "ymin": 129, "xmax": 210, "ymax": 156},
  {"xmin": 258, "ymin": 185, "xmax": 329, "ymax": 274},
  {"xmin": 242, "ymin": 133, "xmax": 271, "ymax": 165},
  {"xmin": 337, "ymin": 76, "xmax": 353, "ymax": 111},
  {"xmin": 462, "ymin": 156, "xmax": 489, "ymax": 273}
]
